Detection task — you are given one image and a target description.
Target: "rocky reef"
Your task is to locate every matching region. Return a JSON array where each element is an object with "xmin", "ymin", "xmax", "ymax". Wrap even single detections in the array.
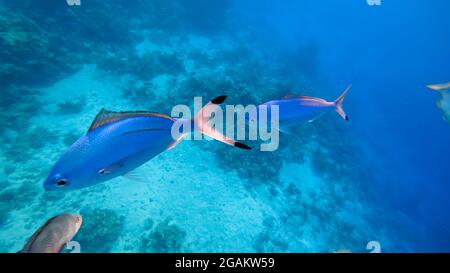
[
  {"xmin": 75, "ymin": 208, "xmax": 125, "ymax": 253},
  {"xmin": 141, "ymin": 218, "xmax": 187, "ymax": 253}
]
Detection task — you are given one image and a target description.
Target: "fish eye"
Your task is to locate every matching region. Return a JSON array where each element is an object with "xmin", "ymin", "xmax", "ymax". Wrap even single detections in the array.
[{"xmin": 55, "ymin": 179, "xmax": 69, "ymax": 187}]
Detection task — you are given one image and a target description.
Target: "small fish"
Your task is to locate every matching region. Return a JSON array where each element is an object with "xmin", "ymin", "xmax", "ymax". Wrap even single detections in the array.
[
  {"xmin": 44, "ymin": 96, "xmax": 250, "ymax": 191},
  {"xmin": 251, "ymin": 85, "xmax": 351, "ymax": 133},
  {"xmin": 427, "ymin": 82, "xmax": 450, "ymax": 123},
  {"xmin": 20, "ymin": 213, "xmax": 82, "ymax": 253},
  {"xmin": 426, "ymin": 82, "xmax": 450, "ymax": 91}
]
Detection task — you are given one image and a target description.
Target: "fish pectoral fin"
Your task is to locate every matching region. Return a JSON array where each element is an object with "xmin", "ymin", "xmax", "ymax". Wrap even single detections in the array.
[
  {"xmin": 100, "ymin": 162, "xmax": 124, "ymax": 174},
  {"xmin": 122, "ymin": 169, "xmax": 149, "ymax": 183}
]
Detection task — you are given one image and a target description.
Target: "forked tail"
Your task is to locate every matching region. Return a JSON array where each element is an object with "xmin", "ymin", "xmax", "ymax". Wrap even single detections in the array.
[
  {"xmin": 194, "ymin": 95, "xmax": 251, "ymax": 150},
  {"xmin": 334, "ymin": 84, "xmax": 351, "ymax": 121},
  {"xmin": 426, "ymin": 82, "xmax": 450, "ymax": 91}
]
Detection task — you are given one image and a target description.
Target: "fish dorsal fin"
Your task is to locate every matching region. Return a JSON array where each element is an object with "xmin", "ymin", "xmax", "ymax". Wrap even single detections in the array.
[
  {"xmin": 297, "ymin": 96, "xmax": 327, "ymax": 103},
  {"xmin": 282, "ymin": 95, "xmax": 327, "ymax": 103},
  {"xmin": 88, "ymin": 109, "xmax": 174, "ymax": 132}
]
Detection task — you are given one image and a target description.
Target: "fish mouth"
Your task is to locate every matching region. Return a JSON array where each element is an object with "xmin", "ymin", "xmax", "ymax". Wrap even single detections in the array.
[{"xmin": 74, "ymin": 214, "xmax": 83, "ymax": 230}]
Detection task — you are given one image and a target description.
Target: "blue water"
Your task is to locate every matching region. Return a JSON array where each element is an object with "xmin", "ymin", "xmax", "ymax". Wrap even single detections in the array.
[{"xmin": 1, "ymin": 0, "xmax": 449, "ymax": 252}]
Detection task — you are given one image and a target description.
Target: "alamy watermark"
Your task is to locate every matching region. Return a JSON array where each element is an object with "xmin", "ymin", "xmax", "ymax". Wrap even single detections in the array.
[
  {"xmin": 65, "ymin": 240, "xmax": 81, "ymax": 253},
  {"xmin": 67, "ymin": 0, "xmax": 81, "ymax": 6},
  {"xmin": 367, "ymin": 240, "xmax": 381, "ymax": 253},
  {"xmin": 335, "ymin": 241, "xmax": 382, "ymax": 253}
]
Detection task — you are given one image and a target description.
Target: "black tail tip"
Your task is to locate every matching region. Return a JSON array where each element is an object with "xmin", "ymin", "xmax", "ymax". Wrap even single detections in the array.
[
  {"xmin": 234, "ymin": 142, "xmax": 251, "ymax": 150},
  {"xmin": 211, "ymin": 95, "xmax": 227, "ymax": 105},
  {"xmin": 345, "ymin": 115, "xmax": 349, "ymax": 121}
]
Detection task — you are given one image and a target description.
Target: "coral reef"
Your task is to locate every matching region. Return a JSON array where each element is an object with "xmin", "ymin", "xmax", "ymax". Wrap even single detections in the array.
[
  {"xmin": 75, "ymin": 208, "xmax": 125, "ymax": 253},
  {"xmin": 0, "ymin": 6, "xmax": 81, "ymax": 86},
  {"xmin": 0, "ymin": 85, "xmax": 42, "ymax": 130},
  {"xmin": 0, "ymin": 190, "xmax": 15, "ymax": 224},
  {"xmin": 98, "ymin": 51, "xmax": 185, "ymax": 80},
  {"xmin": 2, "ymin": 126, "xmax": 58, "ymax": 164},
  {"xmin": 141, "ymin": 218, "xmax": 186, "ymax": 253},
  {"xmin": 254, "ymin": 216, "xmax": 288, "ymax": 252},
  {"xmin": 55, "ymin": 96, "xmax": 86, "ymax": 115}
]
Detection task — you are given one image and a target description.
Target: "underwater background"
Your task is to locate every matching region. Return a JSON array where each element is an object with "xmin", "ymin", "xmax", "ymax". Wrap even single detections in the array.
[{"xmin": 1, "ymin": 0, "xmax": 450, "ymax": 253}]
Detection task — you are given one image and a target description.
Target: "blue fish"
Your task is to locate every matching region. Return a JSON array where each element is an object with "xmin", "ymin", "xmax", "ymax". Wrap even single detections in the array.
[
  {"xmin": 44, "ymin": 96, "xmax": 250, "ymax": 191},
  {"xmin": 427, "ymin": 82, "xmax": 450, "ymax": 123},
  {"xmin": 251, "ymin": 85, "xmax": 351, "ymax": 133}
]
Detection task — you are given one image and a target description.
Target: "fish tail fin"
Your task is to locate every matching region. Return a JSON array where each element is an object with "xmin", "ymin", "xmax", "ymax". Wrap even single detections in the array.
[
  {"xmin": 334, "ymin": 84, "xmax": 351, "ymax": 121},
  {"xmin": 427, "ymin": 83, "xmax": 450, "ymax": 91},
  {"xmin": 193, "ymin": 95, "xmax": 251, "ymax": 150}
]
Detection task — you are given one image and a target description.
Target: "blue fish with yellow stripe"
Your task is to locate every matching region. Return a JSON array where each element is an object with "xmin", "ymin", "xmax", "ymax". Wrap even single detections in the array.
[
  {"xmin": 44, "ymin": 96, "xmax": 250, "ymax": 191},
  {"xmin": 249, "ymin": 85, "xmax": 351, "ymax": 134}
]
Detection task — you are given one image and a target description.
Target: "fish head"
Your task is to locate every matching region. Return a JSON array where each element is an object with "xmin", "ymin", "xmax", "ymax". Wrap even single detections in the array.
[
  {"xmin": 44, "ymin": 162, "xmax": 101, "ymax": 191},
  {"xmin": 54, "ymin": 213, "xmax": 83, "ymax": 247},
  {"xmin": 62, "ymin": 213, "xmax": 83, "ymax": 233},
  {"xmin": 73, "ymin": 214, "xmax": 83, "ymax": 231},
  {"xmin": 44, "ymin": 158, "xmax": 97, "ymax": 191},
  {"xmin": 20, "ymin": 213, "xmax": 84, "ymax": 253},
  {"xmin": 44, "ymin": 136, "xmax": 101, "ymax": 191},
  {"xmin": 44, "ymin": 170, "xmax": 72, "ymax": 191},
  {"xmin": 54, "ymin": 213, "xmax": 83, "ymax": 230}
]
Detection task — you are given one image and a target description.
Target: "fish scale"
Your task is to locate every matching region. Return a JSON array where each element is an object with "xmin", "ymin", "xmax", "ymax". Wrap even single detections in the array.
[{"xmin": 44, "ymin": 96, "xmax": 250, "ymax": 191}]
